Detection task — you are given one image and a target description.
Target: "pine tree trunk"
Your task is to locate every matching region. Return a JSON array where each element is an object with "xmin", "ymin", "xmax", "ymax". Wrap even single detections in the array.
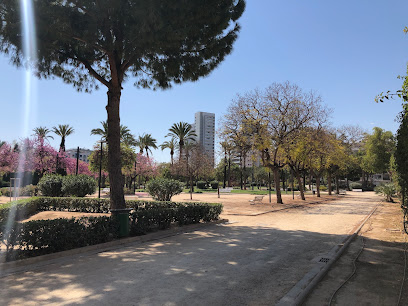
[
  {"xmin": 106, "ymin": 89, "xmax": 125, "ymax": 210},
  {"xmin": 316, "ymin": 175, "xmax": 321, "ymax": 197},
  {"xmin": 296, "ymin": 172, "xmax": 305, "ymax": 200},
  {"xmin": 273, "ymin": 167, "xmax": 283, "ymax": 204}
]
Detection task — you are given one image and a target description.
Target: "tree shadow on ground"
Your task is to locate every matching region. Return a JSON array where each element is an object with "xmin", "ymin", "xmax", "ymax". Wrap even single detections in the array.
[{"xmin": 0, "ymin": 221, "xmax": 406, "ymax": 306}]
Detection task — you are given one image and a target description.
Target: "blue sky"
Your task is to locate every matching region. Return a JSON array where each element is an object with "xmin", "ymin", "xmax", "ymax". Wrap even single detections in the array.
[{"xmin": 1, "ymin": 1, "xmax": 407, "ymax": 163}]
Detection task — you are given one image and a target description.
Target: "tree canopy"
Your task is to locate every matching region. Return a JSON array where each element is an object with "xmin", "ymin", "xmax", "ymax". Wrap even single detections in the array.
[{"xmin": 0, "ymin": 0, "xmax": 245, "ymax": 210}]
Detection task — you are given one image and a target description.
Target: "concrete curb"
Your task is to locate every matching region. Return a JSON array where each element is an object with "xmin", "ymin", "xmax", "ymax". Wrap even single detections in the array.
[
  {"xmin": 0, "ymin": 219, "xmax": 228, "ymax": 277},
  {"xmin": 276, "ymin": 203, "xmax": 380, "ymax": 306}
]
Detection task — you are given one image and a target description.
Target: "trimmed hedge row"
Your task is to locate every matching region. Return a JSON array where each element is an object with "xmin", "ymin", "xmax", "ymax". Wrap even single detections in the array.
[
  {"xmin": 2, "ymin": 217, "xmax": 119, "ymax": 261},
  {"xmin": 0, "ymin": 198, "xmax": 40, "ymax": 222},
  {"xmin": 130, "ymin": 202, "xmax": 223, "ymax": 235},
  {"xmin": 0, "ymin": 197, "xmax": 223, "ymax": 261}
]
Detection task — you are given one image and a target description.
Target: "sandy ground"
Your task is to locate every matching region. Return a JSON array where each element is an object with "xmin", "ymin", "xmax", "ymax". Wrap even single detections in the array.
[
  {"xmin": 304, "ymin": 199, "xmax": 408, "ymax": 305},
  {"xmin": 0, "ymin": 192, "xmax": 384, "ymax": 305}
]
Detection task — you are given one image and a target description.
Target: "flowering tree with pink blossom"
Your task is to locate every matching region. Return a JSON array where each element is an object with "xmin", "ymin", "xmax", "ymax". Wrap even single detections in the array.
[
  {"xmin": 130, "ymin": 153, "xmax": 158, "ymax": 190},
  {"xmin": 0, "ymin": 143, "xmax": 18, "ymax": 175},
  {"xmin": 62, "ymin": 157, "xmax": 94, "ymax": 176},
  {"xmin": 0, "ymin": 138, "xmax": 96, "ymax": 183}
]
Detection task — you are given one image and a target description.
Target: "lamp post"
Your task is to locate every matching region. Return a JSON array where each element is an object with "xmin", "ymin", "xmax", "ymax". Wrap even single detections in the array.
[
  {"xmin": 75, "ymin": 146, "xmax": 80, "ymax": 175},
  {"xmin": 223, "ymin": 148, "xmax": 227, "ymax": 188},
  {"xmin": 98, "ymin": 140, "xmax": 105, "ymax": 199},
  {"xmin": 133, "ymin": 155, "xmax": 137, "ymax": 193}
]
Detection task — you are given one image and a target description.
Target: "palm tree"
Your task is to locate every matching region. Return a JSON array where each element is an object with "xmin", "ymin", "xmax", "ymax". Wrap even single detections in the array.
[
  {"xmin": 32, "ymin": 126, "xmax": 54, "ymax": 142},
  {"xmin": 136, "ymin": 133, "xmax": 158, "ymax": 157},
  {"xmin": 160, "ymin": 137, "xmax": 177, "ymax": 165},
  {"xmin": 166, "ymin": 122, "xmax": 197, "ymax": 161},
  {"xmin": 52, "ymin": 124, "xmax": 75, "ymax": 151},
  {"xmin": 91, "ymin": 121, "xmax": 136, "ymax": 145}
]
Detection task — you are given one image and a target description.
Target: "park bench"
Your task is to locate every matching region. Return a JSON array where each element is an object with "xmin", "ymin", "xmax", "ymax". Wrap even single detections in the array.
[
  {"xmin": 249, "ymin": 195, "xmax": 265, "ymax": 205},
  {"xmin": 219, "ymin": 187, "xmax": 233, "ymax": 193},
  {"xmin": 102, "ymin": 188, "xmax": 110, "ymax": 194}
]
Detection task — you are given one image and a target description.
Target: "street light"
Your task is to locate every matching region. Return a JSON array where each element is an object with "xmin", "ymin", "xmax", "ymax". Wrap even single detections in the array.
[{"xmin": 98, "ymin": 139, "xmax": 106, "ymax": 199}]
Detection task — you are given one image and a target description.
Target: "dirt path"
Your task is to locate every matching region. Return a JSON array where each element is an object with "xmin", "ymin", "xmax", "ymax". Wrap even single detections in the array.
[
  {"xmin": 304, "ymin": 199, "xmax": 407, "ymax": 305},
  {"xmin": 0, "ymin": 192, "xmax": 382, "ymax": 305}
]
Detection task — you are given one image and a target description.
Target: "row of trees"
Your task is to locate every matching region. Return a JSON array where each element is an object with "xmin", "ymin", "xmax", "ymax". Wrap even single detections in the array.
[
  {"xmin": 220, "ymin": 81, "xmax": 396, "ymax": 204},
  {"xmin": 0, "ymin": 137, "xmax": 92, "ymax": 181}
]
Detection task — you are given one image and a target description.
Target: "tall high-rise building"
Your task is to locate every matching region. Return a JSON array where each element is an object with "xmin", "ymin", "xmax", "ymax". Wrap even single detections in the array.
[{"xmin": 194, "ymin": 111, "xmax": 215, "ymax": 166}]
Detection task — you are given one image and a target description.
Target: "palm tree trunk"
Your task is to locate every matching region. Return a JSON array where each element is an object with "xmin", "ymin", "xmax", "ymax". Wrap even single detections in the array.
[{"xmin": 106, "ymin": 88, "xmax": 125, "ymax": 210}]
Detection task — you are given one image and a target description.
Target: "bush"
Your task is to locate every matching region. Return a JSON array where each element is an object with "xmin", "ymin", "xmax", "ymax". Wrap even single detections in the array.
[
  {"xmin": 130, "ymin": 202, "xmax": 223, "ymax": 235},
  {"xmin": 37, "ymin": 197, "xmax": 112, "ymax": 213},
  {"xmin": 350, "ymin": 182, "xmax": 363, "ymax": 189},
  {"xmin": 146, "ymin": 178, "xmax": 183, "ymax": 201},
  {"xmin": 0, "ymin": 185, "xmax": 36, "ymax": 197},
  {"xmin": 0, "ymin": 197, "xmax": 223, "ymax": 261},
  {"xmin": 375, "ymin": 183, "xmax": 396, "ymax": 202},
  {"xmin": 38, "ymin": 174, "xmax": 63, "ymax": 197},
  {"xmin": 123, "ymin": 187, "xmax": 134, "ymax": 195},
  {"xmin": 1, "ymin": 217, "xmax": 119, "ymax": 261},
  {"xmin": 210, "ymin": 181, "xmax": 219, "ymax": 189},
  {"xmin": 319, "ymin": 185, "xmax": 327, "ymax": 191},
  {"xmin": 197, "ymin": 181, "xmax": 207, "ymax": 189},
  {"xmin": 0, "ymin": 197, "xmax": 40, "ymax": 222},
  {"xmin": 62, "ymin": 175, "xmax": 96, "ymax": 197}
]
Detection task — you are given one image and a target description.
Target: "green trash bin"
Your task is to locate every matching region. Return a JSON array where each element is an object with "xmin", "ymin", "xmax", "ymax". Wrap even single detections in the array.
[{"xmin": 111, "ymin": 208, "xmax": 132, "ymax": 237}]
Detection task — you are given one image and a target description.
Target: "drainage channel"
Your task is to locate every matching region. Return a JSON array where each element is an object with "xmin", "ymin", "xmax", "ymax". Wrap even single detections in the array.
[{"xmin": 276, "ymin": 203, "xmax": 380, "ymax": 306}]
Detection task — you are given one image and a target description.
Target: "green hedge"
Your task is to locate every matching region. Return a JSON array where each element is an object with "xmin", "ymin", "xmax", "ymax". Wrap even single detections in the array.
[
  {"xmin": 0, "ymin": 197, "xmax": 40, "ymax": 222},
  {"xmin": 0, "ymin": 197, "xmax": 224, "ymax": 219},
  {"xmin": 1, "ymin": 217, "xmax": 119, "ymax": 261},
  {"xmin": 129, "ymin": 202, "xmax": 222, "ymax": 235},
  {"xmin": 0, "ymin": 197, "xmax": 223, "ymax": 261}
]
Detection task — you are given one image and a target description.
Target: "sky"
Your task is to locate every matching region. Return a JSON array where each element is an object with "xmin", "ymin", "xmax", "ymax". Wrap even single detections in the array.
[{"xmin": 1, "ymin": 1, "xmax": 408, "ymax": 163}]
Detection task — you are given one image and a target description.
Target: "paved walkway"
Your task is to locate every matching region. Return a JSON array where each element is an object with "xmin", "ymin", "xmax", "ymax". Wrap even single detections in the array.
[{"xmin": 0, "ymin": 193, "xmax": 381, "ymax": 305}]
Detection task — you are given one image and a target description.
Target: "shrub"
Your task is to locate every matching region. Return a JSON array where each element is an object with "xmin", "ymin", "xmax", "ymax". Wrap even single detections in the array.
[
  {"xmin": 0, "ymin": 197, "xmax": 41, "ymax": 222},
  {"xmin": 196, "ymin": 181, "xmax": 207, "ymax": 189},
  {"xmin": 375, "ymin": 183, "xmax": 396, "ymax": 202},
  {"xmin": 319, "ymin": 185, "xmax": 327, "ymax": 191},
  {"xmin": 37, "ymin": 197, "xmax": 112, "ymax": 213},
  {"xmin": 350, "ymin": 182, "xmax": 363, "ymax": 189},
  {"xmin": 0, "ymin": 197, "xmax": 223, "ymax": 261},
  {"xmin": 62, "ymin": 175, "xmax": 97, "ymax": 197},
  {"xmin": 0, "ymin": 185, "xmax": 36, "ymax": 197},
  {"xmin": 210, "ymin": 181, "xmax": 219, "ymax": 189},
  {"xmin": 123, "ymin": 187, "xmax": 134, "ymax": 195},
  {"xmin": 130, "ymin": 202, "xmax": 223, "ymax": 235},
  {"xmin": 1, "ymin": 217, "xmax": 119, "ymax": 261},
  {"xmin": 38, "ymin": 174, "xmax": 63, "ymax": 197},
  {"xmin": 146, "ymin": 178, "xmax": 183, "ymax": 201}
]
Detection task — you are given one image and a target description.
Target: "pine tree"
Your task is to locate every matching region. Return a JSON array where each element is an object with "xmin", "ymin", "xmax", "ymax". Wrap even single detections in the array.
[{"xmin": 0, "ymin": 0, "xmax": 245, "ymax": 210}]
